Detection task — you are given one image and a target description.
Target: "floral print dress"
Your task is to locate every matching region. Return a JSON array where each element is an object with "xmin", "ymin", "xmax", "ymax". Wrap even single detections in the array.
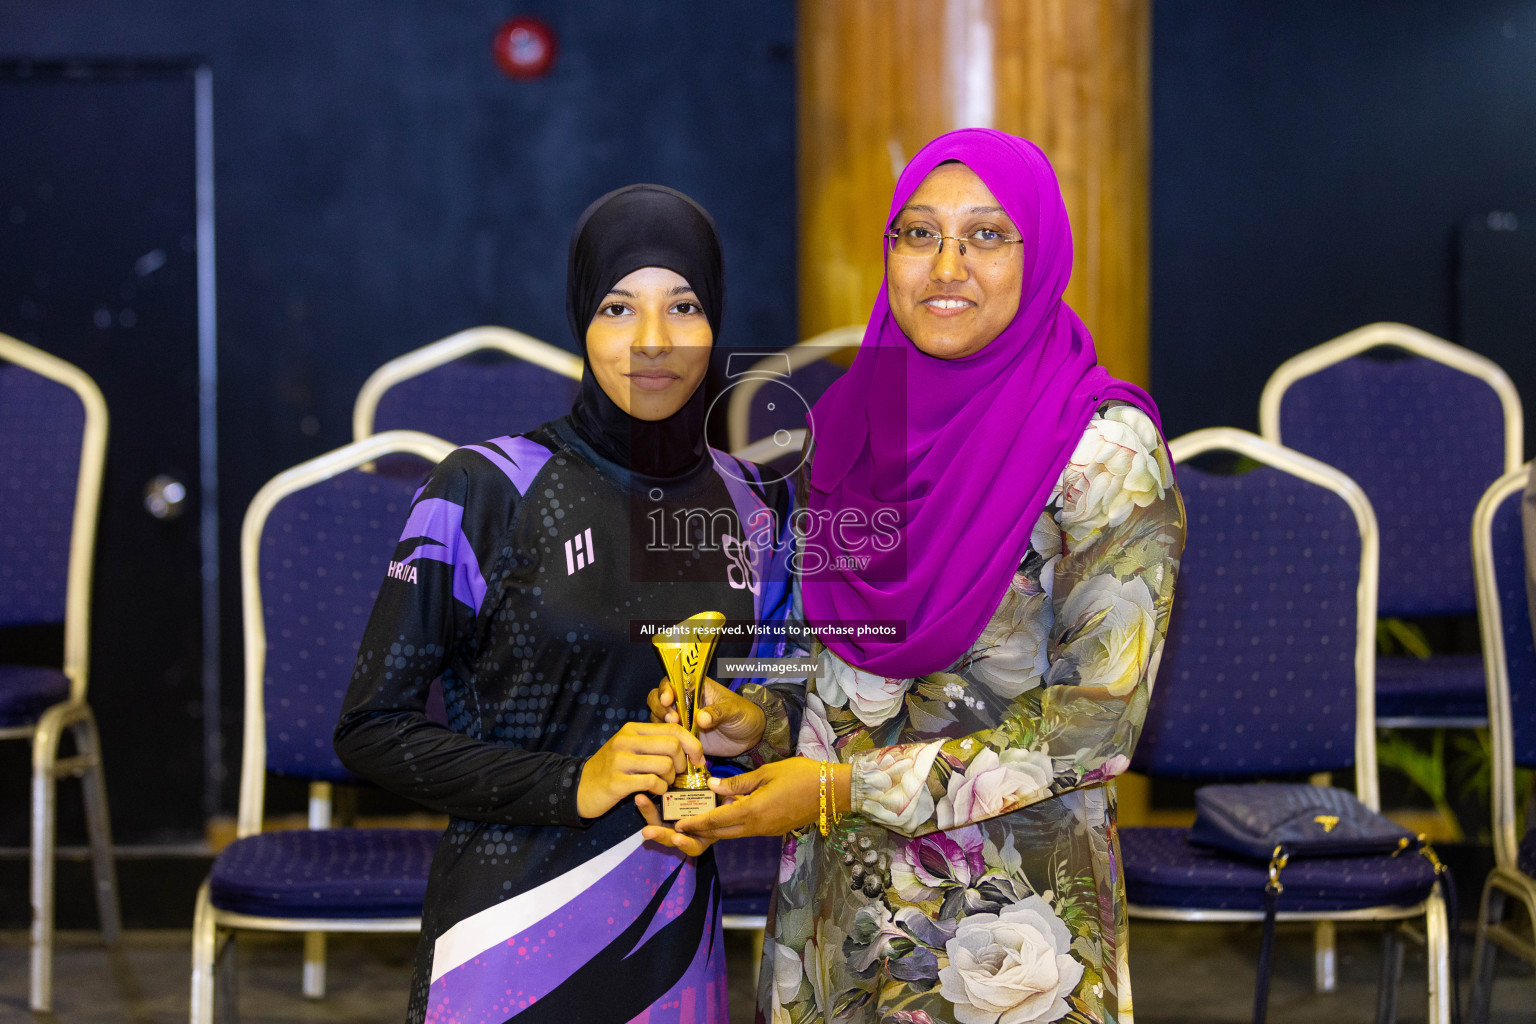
[{"xmin": 753, "ymin": 404, "xmax": 1186, "ymax": 1024}]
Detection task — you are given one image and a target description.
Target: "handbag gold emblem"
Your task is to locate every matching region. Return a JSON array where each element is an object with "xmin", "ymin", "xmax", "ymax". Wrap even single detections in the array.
[{"xmin": 1313, "ymin": 815, "xmax": 1340, "ymax": 833}]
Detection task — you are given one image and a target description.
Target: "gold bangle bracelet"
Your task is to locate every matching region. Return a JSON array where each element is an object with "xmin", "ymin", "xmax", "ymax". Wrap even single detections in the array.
[
  {"xmin": 828, "ymin": 762, "xmax": 841, "ymax": 827},
  {"xmin": 817, "ymin": 760, "xmax": 829, "ymax": 837}
]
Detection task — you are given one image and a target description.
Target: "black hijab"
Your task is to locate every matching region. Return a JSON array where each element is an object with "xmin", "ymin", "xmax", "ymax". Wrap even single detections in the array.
[{"xmin": 565, "ymin": 184, "xmax": 723, "ymax": 479}]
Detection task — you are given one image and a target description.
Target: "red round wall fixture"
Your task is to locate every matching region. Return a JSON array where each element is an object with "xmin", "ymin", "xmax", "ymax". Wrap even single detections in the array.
[{"xmin": 493, "ymin": 17, "xmax": 557, "ymax": 79}]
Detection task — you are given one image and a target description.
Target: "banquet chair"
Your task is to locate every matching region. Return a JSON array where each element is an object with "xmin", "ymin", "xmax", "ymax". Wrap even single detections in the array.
[
  {"xmin": 1260, "ymin": 322, "xmax": 1523, "ymax": 727},
  {"xmin": 1121, "ymin": 428, "xmax": 1452, "ymax": 1023},
  {"xmin": 189, "ymin": 430, "xmax": 455, "ymax": 1024},
  {"xmin": 0, "ymin": 333, "xmax": 118, "ymax": 1012},
  {"xmin": 352, "ymin": 326, "xmax": 582, "ymax": 448},
  {"xmin": 724, "ymin": 324, "xmax": 862, "ymax": 453},
  {"xmin": 1468, "ymin": 463, "xmax": 1536, "ymax": 1021}
]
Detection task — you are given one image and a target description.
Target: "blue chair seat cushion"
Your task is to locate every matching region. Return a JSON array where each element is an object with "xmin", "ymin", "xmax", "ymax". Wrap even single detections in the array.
[
  {"xmin": 1519, "ymin": 827, "xmax": 1536, "ymax": 879},
  {"xmin": 722, "ymin": 893, "xmax": 770, "ymax": 917},
  {"xmin": 1121, "ymin": 826, "xmax": 1437, "ymax": 912},
  {"xmin": 0, "ymin": 665, "xmax": 70, "ymax": 727},
  {"xmin": 209, "ymin": 828, "xmax": 438, "ymax": 919},
  {"xmin": 716, "ymin": 835, "xmax": 780, "ymax": 917},
  {"xmin": 1375, "ymin": 653, "xmax": 1487, "ymax": 721}
]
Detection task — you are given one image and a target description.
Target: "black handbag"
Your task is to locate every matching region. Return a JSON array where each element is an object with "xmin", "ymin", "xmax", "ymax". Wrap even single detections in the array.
[{"xmin": 1189, "ymin": 783, "xmax": 1456, "ymax": 1024}]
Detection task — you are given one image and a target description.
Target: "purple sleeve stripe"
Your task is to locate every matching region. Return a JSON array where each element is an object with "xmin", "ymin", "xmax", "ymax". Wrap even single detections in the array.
[
  {"xmin": 709, "ymin": 448, "xmax": 764, "ymax": 490},
  {"xmin": 396, "ymin": 497, "xmax": 487, "ymax": 615},
  {"xmin": 464, "ymin": 434, "xmax": 554, "ymax": 496},
  {"xmin": 399, "ymin": 542, "xmax": 448, "ymax": 564},
  {"xmin": 398, "ymin": 497, "xmax": 466, "ymax": 547},
  {"xmin": 714, "ymin": 467, "xmax": 756, "ymax": 524},
  {"xmin": 747, "ymin": 499, "xmax": 796, "ymax": 660},
  {"xmin": 715, "ymin": 464, "xmax": 796, "ymax": 672},
  {"xmin": 714, "ymin": 469, "xmax": 770, "ymax": 625},
  {"xmin": 461, "ymin": 444, "xmax": 524, "ymax": 491},
  {"xmin": 410, "ymin": 548, "xmax": 489, "ymax": 615}
]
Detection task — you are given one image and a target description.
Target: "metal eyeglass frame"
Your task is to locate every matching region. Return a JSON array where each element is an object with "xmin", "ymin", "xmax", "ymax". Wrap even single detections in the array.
[{"xmin": 883, "ymin": 228, "xmax": 1024, "ymax": 259}]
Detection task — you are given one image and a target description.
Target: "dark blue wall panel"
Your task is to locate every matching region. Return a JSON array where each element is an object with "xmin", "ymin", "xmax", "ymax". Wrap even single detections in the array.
[{"xmin": 1151, "ymin": 1, "xmax": 1536, "ymax": 439}]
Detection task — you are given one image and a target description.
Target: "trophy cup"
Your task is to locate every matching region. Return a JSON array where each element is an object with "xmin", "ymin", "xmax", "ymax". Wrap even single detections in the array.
[{"xmin": 653, "ymin": 610, "xmax": 726, "ymax": 820}]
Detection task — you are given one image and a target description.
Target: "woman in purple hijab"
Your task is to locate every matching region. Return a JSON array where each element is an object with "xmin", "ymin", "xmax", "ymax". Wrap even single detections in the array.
[{"xmin": 652, "ymin": 129, "xmax": 1186, "ymax": 1023}]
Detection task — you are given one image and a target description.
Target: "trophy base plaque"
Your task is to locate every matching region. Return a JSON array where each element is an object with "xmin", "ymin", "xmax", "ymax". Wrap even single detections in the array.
[{"xmin": 661, "ymin": 788, "xmax": 717, "ymax": 820}]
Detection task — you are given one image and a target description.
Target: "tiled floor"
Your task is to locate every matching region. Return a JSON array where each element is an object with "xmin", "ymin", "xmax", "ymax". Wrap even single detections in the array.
[{"xmin": 0, "ymin": 921, "xmax": 1530, "ymax": 1022}]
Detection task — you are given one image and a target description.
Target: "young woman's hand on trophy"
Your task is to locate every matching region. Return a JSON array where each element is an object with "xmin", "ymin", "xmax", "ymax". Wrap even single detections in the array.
[{"xmin": 645, "ymin": 674, "xmax": 766, "ymax": 757}]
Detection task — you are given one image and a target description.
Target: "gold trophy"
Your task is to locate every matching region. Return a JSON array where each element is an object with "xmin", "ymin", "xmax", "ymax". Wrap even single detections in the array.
[{"xmin": 653, "ymin": 611, "xmax": 726, "ymax": 820}]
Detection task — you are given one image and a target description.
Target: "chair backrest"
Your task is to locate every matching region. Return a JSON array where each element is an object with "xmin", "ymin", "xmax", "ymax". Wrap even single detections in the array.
[
  {"xmin": 1472, "ymin": 463, "xmax": 1536, "ymax": 871},
  {"xmin": 353, "ymin": 327, "xmax": 582, "ymax": 447},
  {"xmin": 1260, "ymin": 322, "xmax": 1522, "ymax": 618},
  {"xmin": 0, "ymin": 333, "xmax": 107, "ymax": 703},
  {"xmin": 732, "ymin": 428, "xmax": 808, "ymax": 484},
  {"xmin": 237, "ymin": 430, "xmax": 456, "ymax": 837},
  {"xmin": 1131, "ymin": 428, "xmax": 1382, "ymax": 807},
  {"xmin": 724, "ymin": 324, "xmax": 862, "ymax": 452}
]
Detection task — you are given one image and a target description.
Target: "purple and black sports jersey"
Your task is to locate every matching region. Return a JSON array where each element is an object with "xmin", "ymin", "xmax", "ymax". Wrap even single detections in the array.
[{"xmin": 335, "ymin": 417, "xmax": 794, "ymax": 1024}]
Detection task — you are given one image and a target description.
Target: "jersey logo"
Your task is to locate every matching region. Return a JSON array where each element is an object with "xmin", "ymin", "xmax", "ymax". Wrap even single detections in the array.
[
  {"xmin": 387, "ymin": 560, "xmax": 419, "ymax": 584},
  {"xmin": 721, "ymin": 534, "xmax": 759, "ymax": 595},
  {"xmin": 565, "ymin": 527, "xmax": 596, "ymax": 575}
]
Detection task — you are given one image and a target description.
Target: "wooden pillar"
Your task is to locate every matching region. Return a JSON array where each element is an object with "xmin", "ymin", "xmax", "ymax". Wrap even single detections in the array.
[
  {"xmin": 798, "ymin": 1, "xmax": 1154, "ymax": 822},
  {"xmin": 797, "ymin": 0, "xmax": 1150, "ymax": 387}
]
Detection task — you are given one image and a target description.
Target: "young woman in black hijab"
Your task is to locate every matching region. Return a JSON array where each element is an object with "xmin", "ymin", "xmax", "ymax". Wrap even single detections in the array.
[{"xmin": 336, "ymin": 184, "xmax": 795, "ymax": 1024}]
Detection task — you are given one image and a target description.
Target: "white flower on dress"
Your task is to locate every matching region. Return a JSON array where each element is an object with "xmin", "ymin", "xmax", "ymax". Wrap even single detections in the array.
[
  {"xmin": 854, "ymin": 741, "xmax": 945, "ymax": 834},
  {"xmin": 1050, "ymin": 406, "xmax": 1171, "ymax": 543},
  {"xmin": 1054, "ymin": 575, "xmax": 1158, "ymax": 696},
  {"xmin": 938, "ymin": 896, "xmax": 1085, "ymax": 1024},
  {"xmin": 970, "ymin": 591, "xmax": 1051, "ymax": 698},
  {"xmin": 1010, "ymin": 512, "xmax": 1064, "ymax": 599},
  {"xmin": 772, "ymin": 939, "xmax": 803, "ymax": 1007},
  {"xmin": 819, "ymin": 653, "xmax": 911, "ymax": 727},
  {"xmin": 797, "ymin": 692, "xmax": 838, "ymax": 762},
  {"xmin": 937, "ymin": 747, "xmax": 1053, "ymax": 830}
]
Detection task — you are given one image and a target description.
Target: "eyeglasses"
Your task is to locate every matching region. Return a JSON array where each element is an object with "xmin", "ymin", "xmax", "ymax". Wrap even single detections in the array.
[{"xmin": 883, "ymin": 225, "xmax": 1024, "ymax": 260}]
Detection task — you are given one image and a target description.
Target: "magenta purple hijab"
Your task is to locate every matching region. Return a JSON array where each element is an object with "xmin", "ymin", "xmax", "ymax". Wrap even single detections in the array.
[{"xmin": 800, "ymin": 128, "xmax": 1162, "ymax": 678}]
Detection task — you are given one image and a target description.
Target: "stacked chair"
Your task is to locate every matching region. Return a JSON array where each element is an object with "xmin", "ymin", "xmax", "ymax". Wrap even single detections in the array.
[
  {"xmin": 1121, "ymin": 427, "xmax": 1453, "ymax": 1023},
  {"xmin": 1260, "ymin": 322, "xmax": 1523, "ymax": 727},
  {"xmin": 1467, "ymin": 464, "xmax": 1536, "ymax": 1020},
  {"xmin": 189, "ymin": 430, "xmax": 455, "ymax": 1023},
  {"xmin": 0, "ymin": 333, "xmax": 120, "ymax": 1012},
  {"xmin": 352, "ymin": 326, "xmax": 581, "ymax": 447}
]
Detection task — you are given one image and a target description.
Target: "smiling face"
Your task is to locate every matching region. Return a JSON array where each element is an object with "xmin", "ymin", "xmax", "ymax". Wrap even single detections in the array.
[
  {"xmin": 584, "ymin": 266, "xmax": 713, "ymax": 420},
  {"xmin": 886, "ymin": 162, "xmax": 1025, "ymax": 360}
]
